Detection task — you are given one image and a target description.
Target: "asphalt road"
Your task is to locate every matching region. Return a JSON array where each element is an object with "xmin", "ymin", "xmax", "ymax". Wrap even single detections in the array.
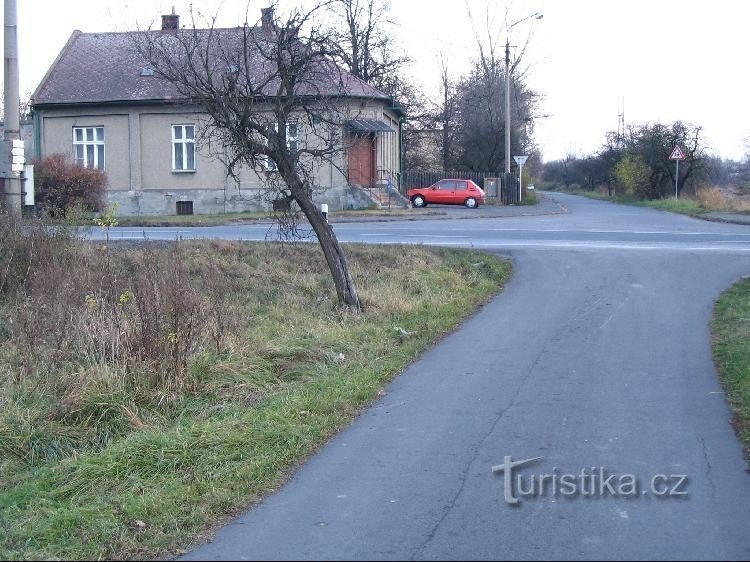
[
  {"xmin": 93, "ymin": 193, "xmax": 750, "ymax": 254},
  {"xmin": 107, "ymin": 193, "xmax": 750, "ymax": 560}
]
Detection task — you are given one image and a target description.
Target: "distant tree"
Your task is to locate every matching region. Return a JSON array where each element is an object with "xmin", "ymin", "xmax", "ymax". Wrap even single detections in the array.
[
  {"xmin": 435, "ymin": 54, "xmax": 459, "ymax": 172},
  {"xmin": 451, "ymin": 60, "xmax": 538, "ymax": 171},
  {"xmin": 702, "ymin": 156, "xmax": 738, "ymax": 188},
  {"xmin": 623, "ymin": 121, "xmax": 707, "ymax": 198},
  {"xmin": 448, "ymin": 7, "xmax": 540, "ymax": 172},
  {"xmin": 137, "ymin": 4, "xmax": 363, "ymax": 309},
  {"xmin": 542, "ymin": 154, "xmax": 586, "ymax": 189}
]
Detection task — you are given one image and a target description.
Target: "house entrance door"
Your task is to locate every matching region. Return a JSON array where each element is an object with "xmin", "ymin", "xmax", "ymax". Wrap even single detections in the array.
[{"xmin": 348, "ymin": 134, "xmax": 376, "ymax": 186}]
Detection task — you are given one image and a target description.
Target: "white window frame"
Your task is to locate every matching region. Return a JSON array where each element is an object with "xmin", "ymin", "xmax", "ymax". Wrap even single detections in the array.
[
  {"xmin": 72, "ymin": 126, "xmax": 105, "ymax": 170},
  {"xmin": 264, "ymin": 122, "xmax": 298, "ymax": 172},
  {"xmin": 172, "ymin": 124, "xmax": 196, "ymax": 172}
]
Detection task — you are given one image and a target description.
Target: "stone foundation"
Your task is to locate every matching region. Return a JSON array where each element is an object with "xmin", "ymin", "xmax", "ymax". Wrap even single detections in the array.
[{"xmin": 106, "ymin": 185, "xmax": 377, "ymax": 216}]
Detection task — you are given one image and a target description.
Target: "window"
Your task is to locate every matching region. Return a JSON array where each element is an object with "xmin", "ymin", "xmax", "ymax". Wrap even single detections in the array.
[
  {"xmin": 172, "ymin": 124, "xmax": 196, "ymax": 172},
  {"xmin": 176, "ymin": 201, "xmax": 194, "ymax": 215},
  {"xmin": 73, "ymin": 127, "xmax": 105, "ymax": 170},
  {"xmin": 264, "ymin": 122, "xmax": 298, "ymax": 172},
  {"xmin": 437, "ymin": 180, "xmax": 456, "ymax": 190}
]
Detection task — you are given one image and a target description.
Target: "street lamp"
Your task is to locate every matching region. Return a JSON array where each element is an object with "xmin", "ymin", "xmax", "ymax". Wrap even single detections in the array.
[{"xmin": 505, "ymin": 12, "xmax": 542, "ymax": 201}]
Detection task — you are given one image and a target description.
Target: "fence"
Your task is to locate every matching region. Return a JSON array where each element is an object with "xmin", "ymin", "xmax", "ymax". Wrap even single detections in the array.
[{"xmin": 400, "ymin": 170, "xmax": 523, "ymax": 205}]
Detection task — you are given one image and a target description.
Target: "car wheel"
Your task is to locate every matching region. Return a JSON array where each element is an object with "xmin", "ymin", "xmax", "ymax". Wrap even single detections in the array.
[
  {"xmin": 464, "ymin": 197, "xmax": 477, "ymax": 208},
  {"xmin": 412, "ymin": 195, "xmax": 426, "ymax": 208}
]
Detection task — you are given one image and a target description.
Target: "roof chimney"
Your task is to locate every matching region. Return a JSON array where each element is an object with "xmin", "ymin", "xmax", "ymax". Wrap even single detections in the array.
[
  {"xmin": 261, "ymin": 7, "xmax": 274, "ymax": 30},
  {"xmin": 161, "ymin": 7, "xmax": 179, "ymax": 31}
]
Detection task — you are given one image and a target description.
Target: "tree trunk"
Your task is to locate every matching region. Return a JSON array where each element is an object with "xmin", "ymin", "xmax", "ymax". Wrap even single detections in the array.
[{"xmin": 293, "ymin": 189, "xmax": 362, "ymax": 310}]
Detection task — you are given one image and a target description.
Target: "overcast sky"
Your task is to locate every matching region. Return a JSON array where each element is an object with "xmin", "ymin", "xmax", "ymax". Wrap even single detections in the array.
[{"xmin": 16, "ymin": 0, "xmax": 750, "ymax": 161}]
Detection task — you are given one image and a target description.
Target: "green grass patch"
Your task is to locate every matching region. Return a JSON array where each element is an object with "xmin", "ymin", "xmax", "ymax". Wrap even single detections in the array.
[
  {"xmin": 519, "ymin": 191, "xmax": 539, "ymax": 206},
  {"xmin": 0, "ymin": 241, "xmax": 510, "ymax": 560},
  {"xmin": 554, "ymin": 189, "xmax": 709, "ymax": 216},
  {"xmin": 637, "ymin": 198, "xmax": 705, "ymax": 214},
  {"xmin": 112, "ymin": 208, "xmax": 443, "ymax": 227},
  {"xmin": 115, "ymin": 210, "xmax": 272, "ymax": 226},
  {"xmin": 712, "ymin": 277, "xmax": 750, "ymax": 457}
]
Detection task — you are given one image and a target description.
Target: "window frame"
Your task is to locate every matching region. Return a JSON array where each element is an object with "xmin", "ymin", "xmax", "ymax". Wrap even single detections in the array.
[
  {"xmin": 72, "ymin": 126, "xmax": 105, "ymax": 170},
  {"xmin": 171, "ymin": 124, "xmax": 197, "ymax": 173},
  {"xmin": 264, "ymin": 122, "xmax": 299, "ymax": 172}
]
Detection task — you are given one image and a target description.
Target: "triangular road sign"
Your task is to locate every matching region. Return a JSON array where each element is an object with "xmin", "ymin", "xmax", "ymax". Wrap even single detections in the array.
[
  {"xmin": 514, "ymin": 155, "xmax": 529, "ymax": 166},
  {"xmin": 669, "ymin": 146, "xmax": 686, "ymax": 160}
]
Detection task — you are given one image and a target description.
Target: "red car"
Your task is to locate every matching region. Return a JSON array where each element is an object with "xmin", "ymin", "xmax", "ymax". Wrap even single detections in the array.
[{"xmin": 407, "ymin": 179, "xmax": 485, "ymax": 209}]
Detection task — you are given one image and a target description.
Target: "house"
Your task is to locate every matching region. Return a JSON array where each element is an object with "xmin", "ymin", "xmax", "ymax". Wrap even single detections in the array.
[{"xmin": 30, "ymin": 8, "xmax": 404, "ymax": 216}]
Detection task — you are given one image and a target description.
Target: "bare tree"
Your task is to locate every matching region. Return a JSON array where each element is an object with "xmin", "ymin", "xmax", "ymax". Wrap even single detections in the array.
[
  {"xmin": 136, "ymin": 5, "xmax": 363, "ymax": 309},
  {"xmin": 624, "ymin": 122, "xmax": 708, "ymax": 197},
  {"xmin": 326, "ymin": 0, "xmax": 408, "ymax": 89},
  {"xmin": 448, "ymin": 4, "xmax": 541, "ymax": 171},
  {"xmin": 436, "ymin": 54, "xmax": 458, "ymax": 173}
]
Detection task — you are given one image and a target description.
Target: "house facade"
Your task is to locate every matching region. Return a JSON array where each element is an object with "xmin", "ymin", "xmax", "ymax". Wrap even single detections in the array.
[{"xmin": 30, "ymin": 10, "xmax": 404, "ymax": 216}]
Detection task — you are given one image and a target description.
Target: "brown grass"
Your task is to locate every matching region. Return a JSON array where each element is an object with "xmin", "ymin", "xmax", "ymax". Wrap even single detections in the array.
[{"xmin": 697, "ymin": 187, "xmax": 750, "ymax": 213}]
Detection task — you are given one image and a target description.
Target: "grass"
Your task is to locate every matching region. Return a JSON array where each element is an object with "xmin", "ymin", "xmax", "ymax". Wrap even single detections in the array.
[
  {"xmin": 554, "ymin": 188, "xmax": 750, "ymax": 218},
  {"xmin": 112, "ymin": 207, "xmax": 446, "ymax": 227},
  {"xmin": 637, "ymin": 197, "xmax": 705, "ymax": 215},
  {"xmin": 560, "ymin": 189, "xmax": 705, "ymax": 213},
  {"xmin": 712, "ymin": 277, "xmax": 750, "ymax": 458},
  {"xmin": 519, "ymin": 191, "xmax": 539, "ymax": 206},
  {"xmin": 0, "ymin": 240, "xmax": 510, "ymax": 560},
  {"xmin": 116, "ymin": 210, "xmax": 271, "ymax": 226}
]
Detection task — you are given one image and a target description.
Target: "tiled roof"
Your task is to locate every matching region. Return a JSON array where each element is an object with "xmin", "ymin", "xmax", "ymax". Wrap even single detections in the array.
[{"xmin": 32, "ymin": 28, "xmax": 390, "ymax": 106}]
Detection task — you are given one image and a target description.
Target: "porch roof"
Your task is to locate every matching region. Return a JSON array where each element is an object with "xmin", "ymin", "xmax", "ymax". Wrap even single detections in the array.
[{"xmin": 347, "ymin": 119, "xmax": 395, "ymax": 133}]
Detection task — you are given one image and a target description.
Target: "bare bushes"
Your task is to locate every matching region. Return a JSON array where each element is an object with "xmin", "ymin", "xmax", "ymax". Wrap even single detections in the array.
[
  {"xmin": 126, "ymin": 245, "xmax": 205, "ymax": 390},
  {"xmin": 0, "ymin": 217, "xmax": 233, "ymax": 392},
  {"xmin": 34, "ymin": 153, "xmax": 107, "ymax": 216}
]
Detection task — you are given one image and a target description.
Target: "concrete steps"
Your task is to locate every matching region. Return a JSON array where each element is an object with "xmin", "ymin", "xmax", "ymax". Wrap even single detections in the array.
[{"xmin": 363, "ymin": 186, "xmax": 411, "ymax": 209}]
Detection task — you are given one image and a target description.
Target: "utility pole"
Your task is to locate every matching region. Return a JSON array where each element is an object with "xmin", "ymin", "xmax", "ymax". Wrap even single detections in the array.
[
  {"xmin": 504, "ymin": 39, "xmax": 511, "ymax": 202},
  {"xmin": 505, "ymin": 40, "xmax": 511, "ymax": 176},
  {"xmin": 503, "ymin": 12, "xmax": 542, "ymax": 204},
  {"xmin": 3, "ymin": 0, "xmax": 22, "ymax": 216}
]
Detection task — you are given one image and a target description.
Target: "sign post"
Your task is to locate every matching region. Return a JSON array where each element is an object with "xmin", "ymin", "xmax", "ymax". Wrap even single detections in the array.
[
  {"xmin": 514, "ymin": 155, "xmax": 529, "ymax": 203},
  {"xmin": 669, "ymin": 145, "xmax": 686, "ymax": 200}
]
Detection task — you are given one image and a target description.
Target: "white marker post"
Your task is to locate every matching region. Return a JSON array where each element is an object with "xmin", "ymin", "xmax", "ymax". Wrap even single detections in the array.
[
  {"xmin": 669, "ymin": 145, "xmax": 686, "ymax": 200},
  {"xmin": 514, "ymin": 155, "xmax": 529, "ymax": 203}
]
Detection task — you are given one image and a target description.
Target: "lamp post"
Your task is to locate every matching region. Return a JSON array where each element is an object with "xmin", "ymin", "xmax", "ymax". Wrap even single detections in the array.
[{"xmin": 505, "ymin": 12, "xmax": 542, "ymax": 201}]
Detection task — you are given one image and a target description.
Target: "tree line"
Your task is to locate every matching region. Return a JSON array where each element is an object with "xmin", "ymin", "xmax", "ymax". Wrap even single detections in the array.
[{"xmin": 542, "ymin": 122, "xmax": 750, "ymax": 199}]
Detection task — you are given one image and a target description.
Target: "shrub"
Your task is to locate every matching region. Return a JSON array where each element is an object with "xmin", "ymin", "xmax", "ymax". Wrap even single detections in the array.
[
  {"xmin": 614, "ymin": 153, "xmax": 654, "ymax": 200},
  {"xmin": 34, "ymin": 153, "xmax": 107, "ymax": 216}
]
